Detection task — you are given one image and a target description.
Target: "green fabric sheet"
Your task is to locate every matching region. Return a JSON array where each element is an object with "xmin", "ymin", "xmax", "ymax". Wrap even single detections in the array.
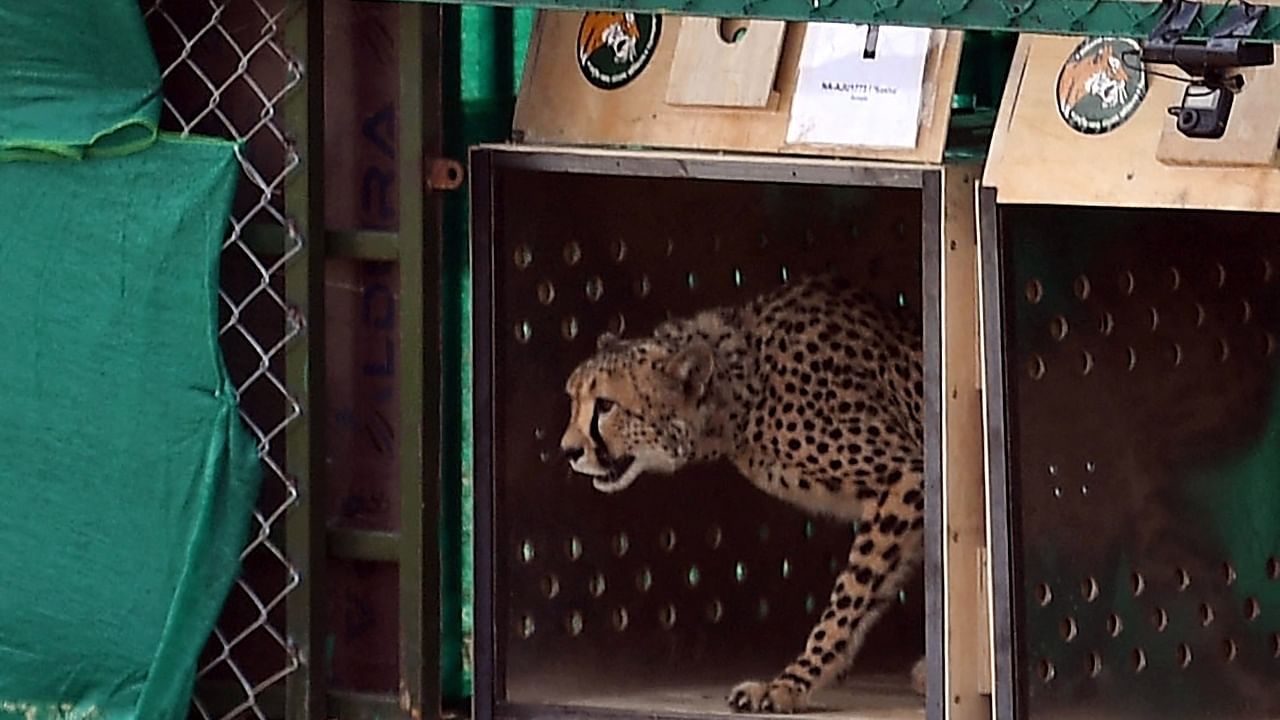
[
  {"xmin": 0, "ymin": 135, "xmax": 260, "ymax": 720},
  {"xmin": 0, "ymin": 1, "xmax": 161, "ymax": 160}
]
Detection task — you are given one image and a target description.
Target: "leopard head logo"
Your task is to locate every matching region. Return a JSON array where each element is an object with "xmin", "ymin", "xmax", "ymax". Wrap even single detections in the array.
[{"xmin": 577, "ymin": 12, "xmax": 641, "ymax": 66}]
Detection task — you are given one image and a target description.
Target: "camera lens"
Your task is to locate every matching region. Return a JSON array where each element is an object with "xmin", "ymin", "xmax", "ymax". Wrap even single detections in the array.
[{"xmin": 1177, "ymin": 108, "xmax": 1199, "ymax": 133}]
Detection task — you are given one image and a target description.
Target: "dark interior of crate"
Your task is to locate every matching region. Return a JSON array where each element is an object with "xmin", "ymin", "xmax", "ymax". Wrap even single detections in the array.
[
  {"xmin": 486, "ymin": 166, "xmax": 929, "ymax": 717},
  {"xmin": 998, "ymin": 206, "xmax": 1280, "ymax": 720}
]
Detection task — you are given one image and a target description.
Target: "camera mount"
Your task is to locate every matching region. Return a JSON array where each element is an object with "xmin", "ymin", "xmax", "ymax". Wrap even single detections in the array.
[{"xmin": 1140, "ymin": 0, "xmax": 1274, "ymax": 139}]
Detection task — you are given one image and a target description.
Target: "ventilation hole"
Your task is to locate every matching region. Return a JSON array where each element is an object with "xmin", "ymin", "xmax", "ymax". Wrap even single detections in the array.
[
  {"xmin": 520, "ymin": 540, "xmax": 535, "ymax": 564},
  {"xmin": 1223, "ymin": 638, "xmax": 1238, "ymax": 662},
  {"xmin": 1037, "ymin": 583, "xmax": 1053, "ymax": 606},
  {"xmin": 659, "ymin": 528, "xmax": 678, "ymax": 552},
  {"xmin": 1151, "ymin": 607, "xmax": 1168, "ymax": 632},
  {"xmin": 780, "ymin": 266, "xmax": 791, "ymax": 283},
  {"xmin": 1273, "ymin": 633, "xmax": 1280, "ymax": 658},
  {"xmin": 1081, "ymin": 484, "xmax": 1090, "ymax": 496},
  {"xmin": 608, "ymin": 313, "xmax": 626, "ymax": 336},
  {"xmin": 1048, "ymin": 464, "xmax": 1059, "ymax": 477},
  {"xmin": 733, "ymin": 269, "xmax": 745, "ymax": 287},
  {"xmin": 1107, "ymin": 613, "xmax": 1124, "ymax": 637},
  {"xmin": 1264, "ymin": 257, "xmax": 1275, "ymax": 284},
  {"xmin": 612, "ymin": 606, "xmax": 629, "ymax": 631},
  {"xmin": 513, "ymin": 245, "xmax": 533, "ymax": 269},
  {"xmin": 1126, "ymin": 347, "xmax": 1138, "ymax": 371},
  {"xmin": 735, "ymin": 561, "xmax": 748, "ymax": 584},
  {"xmin": 1037, "ymin": 659, "xmax": 1055, "ymax": 683},
  {"xmin": 636, "ymin": 567, "xmax": 653, "ymax": 592},
  {"xmin": 1176, "ymin": 568, "xmax": 1191, "ymax": 591},
  {"xmin": 803, "ymin": 520, "xmax": 817, "ymax": 539},
  {"xmin": 519, "ymin": 614, "xmax": 535, "ymax": 639},
  {"xmin": 1148, "ymin": 307, "xmax": 1160, "ymax": 331},
  {"xmin": 1074, "ymin": 275, "xmax": 1092, "ymax": 300},
  {"xmin": 1218, "ymin": 338, "xmax": 1231, "ymax": 362},
  {"xmin": 805, "ymin": 594, "xmax": 817, "ymax": 614},
  {"xmin": 1241, "ymin": 299, "xmax": 1253, "ymax": 324},
  {"xmin": 757, "ymin": 524, "xmax": 771, "ymax": 543},
  {"xmin": 1224, "ymin": 562, "xmax": 1238, "ymax": 586},
  {"xmin": 1170, "ymin": 342, "xmax": 1183, "ymax": 367},
  {"xmin": 1168, "ymin": 266, "xmax": 1182, "ymax": 291},
  {"xmin": 536, "ymin": 280, "xmax": 556, "ymax": 305},
  {"xmin": 706, "ymin": 525, "xmax": 723, "ymax": 549},
  {"xmin": 563, "ymin": 241, "xmax": 582, "ymax": 266},
  {"xmin": 1245, "ymin": 597, "xmax": 1261, "ymax": 621},
  {"xmin": 1086, "ymin": 461, "xmax": 1097, "ymax": 473},
  {"xmin": 1194, "ymin": 302, "xmax": 1207, "ymax": 328},
  {"xmin": 539, "ymin": 450, "xmax": 552, "ymax": 463},
  {"xmin": 1265, "ymin": 331, "xmax": 1276, "ymax": 357},
  {"xmin": 1086, "ymin": 651, "xmax": 1102, "ymax": 677},
  {"xmin": 1049, "ymin": 315, "xmax": 1069, "ymax": 341},
  {"xmin": 1214, "ymin": 261, "xmax": 1227, "ymax": 288},
  {"xmin": 589, "ymin": 572, "xmax": 607, "ymax": 598},
  {"xmin": 566, "ymin": 610, "xmax": 584, "ymax": 636},
  {"xmin": 514, "ymin": 320, "xmax": 532, "ymax": 344},
  {"xmin": 561, "ymin": 316, "xmax": 579, "ymax": 341},
  {"xmin": 1028, "ymin": 354, "xmax": 1046, "ymax": 380},
  {"xmin": 781, "ymin": 559, "xmax": 792, "ymax": 579},
  {"xmin": 1099, "ymin": 311, "xmax": 1116, "ymax": 336},
  {"xmin": 659, "ymin": 604, "xmax": 677, "ymax": 629},
  {"xmin": 1119, "ymin": 270, "xmax": 1136, "ymax": 295},
  {"xmin": 756, "ymin": 598, "xmax": 770, "ymax": 620},
  {"xmin": 1080, "ymin": 351, "xmax": 1095, "ymax": 375},
  {"xmin": 1053, "ymin": 487, "xmax": 1063, "ymax": 499},
  {"xmin": 610, "ymin": 238, "xmax": 628, "ymax": 263},
  {"xmin": 686, "ymin": 272, "xmax": 699, "ymax": 290},
  {"xmin": 1200, "ymin": 603, "xmax": 1215, "ymax": 627},
  {"xmin": 898, "ymin": 589, "xmax": 908, "ymax": 604},
  {"xmin": 540, "ymin": 575, "xmax": 560, "ymax": 599},
  {"xmin": 1132, "ymin": 647, "xmax": 1147, "ymax": 672},
  {"xmin": 1131, "ymin": 572, "xmax": 1146, "ymax": 597},
  {"xmin": 706, "ymin": 599, "xmax": 724, "ymax": 623},
  {"xmin": 1081, "ymin": 577, "xmax": 1100, "ymax": 602},
  {"xmin": 1026, "ymin": 279, "xmax": 1044, "ymax": 304},
  {"xmin": 612, "ymin": 532, "xmax": 630, "ymax": 557},
  {"xmin": 665, "ymin": 237, "xmax": 676, "ymax": 257},
  {"xmin": 1060, "ymin": 616, "xmax": 1078, "ymax": 642},
  {"xmin": 585, "ymin": 276, "xmax": 604, "ymax": 302},
  {"xmin": 1268, "ymin": 556, "xmax": 1280, "ymax": 580},
  {"xmin": 1177, "ymin": 643, "xmax": 1193, "ymax": 669},
  {"xmin": 633, "ymin": 274, "xmax": 652, "ymax": 298},
  {"xmin": 687, "ymin": 565, "xmax": 702, "ymax": 588}
]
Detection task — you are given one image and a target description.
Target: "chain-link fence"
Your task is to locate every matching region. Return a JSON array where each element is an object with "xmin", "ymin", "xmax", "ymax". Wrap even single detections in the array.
[{"xmin": 140, "ymin": 1, "xmax": 307, "ymax": 717}]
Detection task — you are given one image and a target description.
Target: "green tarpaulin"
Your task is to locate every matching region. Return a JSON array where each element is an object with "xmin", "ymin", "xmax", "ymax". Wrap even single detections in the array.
[
  {"xmin": 0, "ymin": 135, "xmax": 259, "ymax": 720},
  {"xmin": 0, "ymin": 1, "xmax": 161, "ymax": 160}
]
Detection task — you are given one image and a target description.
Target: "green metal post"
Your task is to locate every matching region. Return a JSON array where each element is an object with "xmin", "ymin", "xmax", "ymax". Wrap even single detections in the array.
[
  {"xmin": 283, "ymin": 0, "xmax": 326, "ymax": 718},
  {"xmin": 399, "ymin": 3, "xmax": 445, "ymax": 718}
]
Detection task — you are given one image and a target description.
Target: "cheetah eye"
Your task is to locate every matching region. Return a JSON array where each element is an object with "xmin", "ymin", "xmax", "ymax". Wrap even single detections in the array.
[{"xmin": 594, "ymin": 398, "xmax": 617, "ymax": 415}]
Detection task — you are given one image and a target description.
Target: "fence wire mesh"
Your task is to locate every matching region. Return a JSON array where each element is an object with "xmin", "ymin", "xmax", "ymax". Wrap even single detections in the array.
[{"xmin": 140, "ymin": 1, "xmax": 306, "ymax": 717}]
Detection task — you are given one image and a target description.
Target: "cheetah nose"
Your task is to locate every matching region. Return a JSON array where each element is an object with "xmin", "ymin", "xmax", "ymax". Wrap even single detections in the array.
[{"xmin": 563, "ymin": 446, "xmax": 585, "ymax": 462}]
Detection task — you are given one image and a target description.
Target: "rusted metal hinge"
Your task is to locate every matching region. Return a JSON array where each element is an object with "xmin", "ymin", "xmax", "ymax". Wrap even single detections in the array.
[{"xmin": 427, "ymin": 157, "xmax": 464, "ymax": 192}]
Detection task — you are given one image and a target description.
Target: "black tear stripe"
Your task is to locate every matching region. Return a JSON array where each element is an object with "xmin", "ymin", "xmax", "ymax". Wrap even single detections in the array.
[{"xmin": 589, "ymin": 406, "xmax": 611, "ymax": 463}]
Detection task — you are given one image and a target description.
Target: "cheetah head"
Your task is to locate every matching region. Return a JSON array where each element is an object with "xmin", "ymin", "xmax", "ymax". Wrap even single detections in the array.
[{"xmin": 559, "ymin": 332, "xmax": 716, "ymax": 493}]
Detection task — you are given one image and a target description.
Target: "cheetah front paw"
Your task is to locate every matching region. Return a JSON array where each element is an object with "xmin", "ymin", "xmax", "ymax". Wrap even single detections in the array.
[{"xmin": 727, "ymin": 678, "xmax": 809, "ymax": 713}]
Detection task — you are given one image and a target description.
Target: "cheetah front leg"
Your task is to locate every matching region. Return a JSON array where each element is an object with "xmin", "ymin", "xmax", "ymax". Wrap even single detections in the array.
[{"xmin": 728, "ymin": 475, "xmax": 925, "ymax": 713}]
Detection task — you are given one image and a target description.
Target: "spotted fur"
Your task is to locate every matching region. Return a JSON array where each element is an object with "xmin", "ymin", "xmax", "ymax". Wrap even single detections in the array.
[{"xmin": 560, "ymin": 274, "xmax": 925, "ymax": 713}]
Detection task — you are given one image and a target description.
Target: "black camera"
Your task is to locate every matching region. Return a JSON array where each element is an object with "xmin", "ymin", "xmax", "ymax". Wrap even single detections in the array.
[{"xmin": 1168, "ymin": 84, "xmax": 1234, "ymax": 139}]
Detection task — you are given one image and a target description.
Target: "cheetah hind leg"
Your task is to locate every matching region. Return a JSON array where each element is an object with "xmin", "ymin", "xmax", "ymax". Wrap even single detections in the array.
[{"xmin": 727, "ymin": 486, "xmax": 924, "ymax": 713}]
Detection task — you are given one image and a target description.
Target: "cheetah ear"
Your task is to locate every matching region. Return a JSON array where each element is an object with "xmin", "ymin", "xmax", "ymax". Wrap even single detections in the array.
[
  {"xmin": 596, "ymin": 331, "xmax": 619, "ymax": 351},
  {"xmin": 665, "ymin": 342, "xmax": 714, "ymax": 400}
]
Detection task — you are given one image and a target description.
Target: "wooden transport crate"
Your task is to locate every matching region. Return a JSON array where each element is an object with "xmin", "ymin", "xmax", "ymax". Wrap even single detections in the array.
[
  {"xmin": 470, "ymin": 144, "xmax": 990, "ymax": 720},
  {"xmin": 981, "ymin": 34, "xmax": 1280, "ymax": 720}
]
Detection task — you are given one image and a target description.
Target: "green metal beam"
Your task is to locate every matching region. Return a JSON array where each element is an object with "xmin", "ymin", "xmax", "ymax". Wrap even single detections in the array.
[
  {"xmin": 283, "ymin": 0, "xmax": 327, "ymax": 718},
  {"xmin": 243, "ymin": 223, "xmax": 399, "ymax": 260},
  {"xmin": 328, "ymin": 528, "xmax": 402, "ymax": 563},
  {"xmin": 385, "ymin": 0, "xmax": 1280, "ymax": 42}
]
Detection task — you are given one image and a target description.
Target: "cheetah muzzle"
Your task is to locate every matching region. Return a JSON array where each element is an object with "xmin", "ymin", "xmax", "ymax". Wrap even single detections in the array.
[{"xmin": 559, "ymin": 274, "xmax": 927, "ymax": 713}]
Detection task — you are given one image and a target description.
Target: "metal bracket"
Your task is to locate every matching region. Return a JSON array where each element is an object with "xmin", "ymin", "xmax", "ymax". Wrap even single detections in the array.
[
  {"xmin": 427, "ymin": 157, "xmax": 465, "ymax": 192},
  {"xmin": 1141, "ymin": 0, "xmax": 1273, "ymax": 78}
]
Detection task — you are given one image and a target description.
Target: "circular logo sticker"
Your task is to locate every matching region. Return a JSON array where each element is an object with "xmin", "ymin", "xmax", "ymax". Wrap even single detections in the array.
[
  {"xmin": 1056, "ymin": 37, "xmax": 1147, "ymax": 135},
  {"xmin": 577, "ymin": 12, "xmax": 661, "ymax": 90}
]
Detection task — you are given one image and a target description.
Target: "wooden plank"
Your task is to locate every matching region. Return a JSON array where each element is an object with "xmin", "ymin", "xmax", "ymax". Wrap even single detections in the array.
[
  {"xmin": 666, "ymin": 18, "xmax": 786, "ymax": 108},
  {"xmin": 1155, "ymin": 64, "xmax": 1280, "ymax": 168},
  {"xmin": 514, "ymin": 12, "xmax": 962, "ymax": 164},
  {"xmin": 939, "ymin": 165, "xmax": 991, "ymax": 720},
  {"xmin": 985, "ymin": 34, "xmax": 1280, "ymax": 211}
]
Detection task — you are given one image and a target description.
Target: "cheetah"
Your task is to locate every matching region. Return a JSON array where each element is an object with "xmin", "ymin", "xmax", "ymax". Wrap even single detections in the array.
[{"xmin": 558, "ymin": 273, "xmax": 926, "ymax": 713}]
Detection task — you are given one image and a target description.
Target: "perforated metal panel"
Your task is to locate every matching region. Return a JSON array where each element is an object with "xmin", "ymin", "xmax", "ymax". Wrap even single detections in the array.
[
  {"xmin": 472, "ymin": 148, "xmax": 948, "ymax": 720},
  {"xmin": 983, "ymin": 199, "xmax": 1280, "ymax": 719}
]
